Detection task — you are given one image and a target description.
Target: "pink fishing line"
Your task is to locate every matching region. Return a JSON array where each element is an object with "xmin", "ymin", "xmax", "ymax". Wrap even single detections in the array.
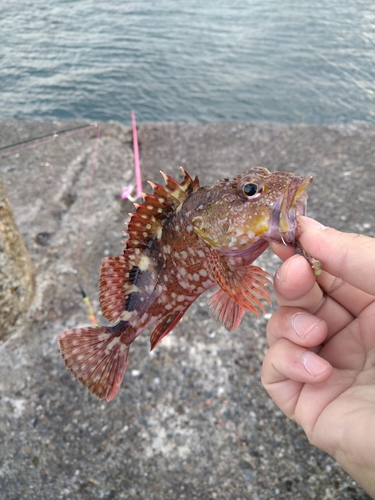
[
  {"xmin": 120, "ymin": 111, "xmax": 143, "ymax": 201},
  {"xmin": 121, "ymin": 185, "xmax": 134, "ymax": 200}
]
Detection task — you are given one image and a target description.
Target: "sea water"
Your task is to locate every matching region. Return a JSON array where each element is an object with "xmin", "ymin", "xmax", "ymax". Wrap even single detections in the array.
[{"xmin": 1, "ymin": 0, "xmax": 374, "ymax": 124}]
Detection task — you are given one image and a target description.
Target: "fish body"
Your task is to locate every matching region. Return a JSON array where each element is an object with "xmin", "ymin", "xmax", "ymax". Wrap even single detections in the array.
[{"xmin": 58, "ymin": 167, "xmax": 314, "ymax": 401}]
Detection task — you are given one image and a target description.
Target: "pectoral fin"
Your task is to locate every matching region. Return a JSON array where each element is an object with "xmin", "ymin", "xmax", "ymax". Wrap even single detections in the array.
[{"xmin": 208, "ymin": 251, "xmax": 272, "ymax": 317}]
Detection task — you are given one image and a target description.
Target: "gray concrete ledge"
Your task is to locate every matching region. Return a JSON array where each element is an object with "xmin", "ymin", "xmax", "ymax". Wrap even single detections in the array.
[{"xmin": 0, "ymin": 119, "xmax": 374, "ymax": 499}]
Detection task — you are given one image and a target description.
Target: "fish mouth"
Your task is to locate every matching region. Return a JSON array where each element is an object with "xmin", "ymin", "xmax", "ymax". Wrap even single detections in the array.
[{"xmin": 270, "ymin": 175, "xmax": 313, "ymax": 243}]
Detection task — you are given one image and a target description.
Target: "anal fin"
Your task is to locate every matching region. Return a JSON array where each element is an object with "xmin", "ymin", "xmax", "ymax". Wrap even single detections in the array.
[
  {"xmin": 150, "ymin": 310, "xmax": 186, "ymax": 350},
  {"xmin": 208, "ymin": 288, "xmax": 247, "ymax": 331}
]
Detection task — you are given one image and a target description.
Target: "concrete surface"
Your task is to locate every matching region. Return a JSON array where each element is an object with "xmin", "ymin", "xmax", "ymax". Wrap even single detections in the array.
[{"xmin": 0, "ymin": 119, "xmax": 374, "ymax": 499}]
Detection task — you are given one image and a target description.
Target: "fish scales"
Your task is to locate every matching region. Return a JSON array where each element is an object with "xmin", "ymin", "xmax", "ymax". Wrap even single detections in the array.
[{"xmin": 58, "ymin": 167, "xmax": 320, "ymax": 401}]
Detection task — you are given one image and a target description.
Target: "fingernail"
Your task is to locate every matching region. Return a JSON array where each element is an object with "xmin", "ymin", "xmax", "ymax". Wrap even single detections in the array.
[
  {"xmin": 299, "ymin": 216, "xmax": 326, "ymax": 229},
  {"xmin": 302, "ymin": 351, "xmax": 329, "ymax": 376},
  {"xmin": 275, "ymin": 257, "xmax": 294, "ymax": 283},
  {"xmin": 292, "ymin": 312, "xmax": 320, "ymax": 339},
  {"xmin": 276, "ymin": 265, "xmax": 286, "ymax": 282}
]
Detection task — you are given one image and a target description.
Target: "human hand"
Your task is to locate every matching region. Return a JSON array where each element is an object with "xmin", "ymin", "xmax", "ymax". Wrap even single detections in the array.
[{"xmin": 262, "ymin": 216, "xmax": 375, "ymax": 498}]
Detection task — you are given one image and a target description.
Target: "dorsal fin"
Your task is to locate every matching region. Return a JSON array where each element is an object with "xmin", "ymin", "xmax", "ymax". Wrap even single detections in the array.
[
  {"xmin": 159, "ymin": 167, "xmax": 200, "ymax": 204},
  {"xmin": 123, "ymin": 168, "xmax": 200, "ymax": 254},
  {"xmin": 99, "ymin": 169, "xmax": 200, "ymax": 323},
  {"xmin": 99, "ymin": 255, "xmax": 132, "ymax": 322}
]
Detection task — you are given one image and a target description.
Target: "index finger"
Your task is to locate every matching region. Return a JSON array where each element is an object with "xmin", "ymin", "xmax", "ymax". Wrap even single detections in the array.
[{"xmin": 297, "ymin": 217, "xmax": 375, "ymax": 296}]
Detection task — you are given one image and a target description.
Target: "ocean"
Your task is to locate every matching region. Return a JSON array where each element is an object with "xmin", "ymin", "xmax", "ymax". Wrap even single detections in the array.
[{"xmin": 1, "ymin": 0, "xmax": 375, "ymax": 124}]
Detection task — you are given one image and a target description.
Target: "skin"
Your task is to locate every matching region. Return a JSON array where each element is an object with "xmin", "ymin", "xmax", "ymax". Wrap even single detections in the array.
[{"xmin": 261, "ymin": 216, "xmax": 375, "ymax": 498}]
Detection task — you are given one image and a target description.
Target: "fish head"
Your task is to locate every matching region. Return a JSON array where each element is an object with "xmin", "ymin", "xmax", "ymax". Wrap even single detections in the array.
[{"xmin": 192, "ymin": 167, "xmax": 312, "ymax": 254}]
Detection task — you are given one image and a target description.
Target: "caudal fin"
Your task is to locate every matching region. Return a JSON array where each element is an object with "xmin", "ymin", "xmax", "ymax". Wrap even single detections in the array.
[{"xmin": 57, "ymin": 326, "xmax": 129, "ymax": 401}]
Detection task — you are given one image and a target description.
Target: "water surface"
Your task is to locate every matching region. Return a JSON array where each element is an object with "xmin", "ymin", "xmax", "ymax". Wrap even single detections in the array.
[{"xmin": 1, "ymin": 1, "xmax": 375, "ymax": 123}]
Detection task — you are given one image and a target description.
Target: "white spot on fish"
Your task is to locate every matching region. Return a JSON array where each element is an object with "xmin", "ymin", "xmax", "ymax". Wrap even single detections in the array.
[
  {"xmin": 121, "ymin": 310, "xmax": 134, "ymax": 321},
  {"xmin": 105, "ymin": 336, "xmax": 120, "ymax": 354},
  {"xmin": 179, "ymin": 280, "xmax": 191, "ymax": 290},
  {"xmin": 127, "ymin": 284, "xmax": 139, "ymax": 294},
  {"xmin": 120, "ymin": 343, "xmax": 128, "ymax": 353}
]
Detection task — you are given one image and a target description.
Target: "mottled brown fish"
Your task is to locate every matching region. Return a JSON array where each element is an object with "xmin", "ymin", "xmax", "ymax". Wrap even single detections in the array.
[{"xmin": 58, "ymin": 167, "xmax": 318, "ymax": 401}]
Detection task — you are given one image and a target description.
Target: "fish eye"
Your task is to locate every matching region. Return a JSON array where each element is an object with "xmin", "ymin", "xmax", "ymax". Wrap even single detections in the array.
[{"xmin": 239, "ymin": 180, "xmax": 264, "ymax": 200}]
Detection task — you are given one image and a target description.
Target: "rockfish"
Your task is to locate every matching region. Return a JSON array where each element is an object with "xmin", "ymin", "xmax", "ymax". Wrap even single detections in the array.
[{"xmin": 58, "ymin": 167, "xmax": 319, "ymax": 401}]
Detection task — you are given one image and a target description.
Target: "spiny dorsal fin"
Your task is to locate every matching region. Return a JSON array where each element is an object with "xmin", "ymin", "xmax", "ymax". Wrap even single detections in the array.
[
  {"xmin": 159, "ymin": 167, "xmax": 200, "ymax": 204},
  {"xmin": 124, "ymin": 168, "xmax": 200, "ymax": 251}
]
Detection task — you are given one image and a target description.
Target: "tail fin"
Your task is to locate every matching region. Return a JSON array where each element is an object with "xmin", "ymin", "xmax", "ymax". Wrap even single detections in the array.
[{"xmin": 57, "ymin": 326, "xmax": 129, "ymax": 401}]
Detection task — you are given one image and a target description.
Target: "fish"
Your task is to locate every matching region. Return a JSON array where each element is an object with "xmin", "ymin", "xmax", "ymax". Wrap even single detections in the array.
[{"xmin": 57, "ymin": 167, "xmax": 320, "ymax": 401}]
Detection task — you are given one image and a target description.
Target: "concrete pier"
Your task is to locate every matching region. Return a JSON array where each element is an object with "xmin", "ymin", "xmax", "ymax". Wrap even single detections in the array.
[{"xmin": 0, "ymin": 119, "xmax": 374, "ymax": 499}]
